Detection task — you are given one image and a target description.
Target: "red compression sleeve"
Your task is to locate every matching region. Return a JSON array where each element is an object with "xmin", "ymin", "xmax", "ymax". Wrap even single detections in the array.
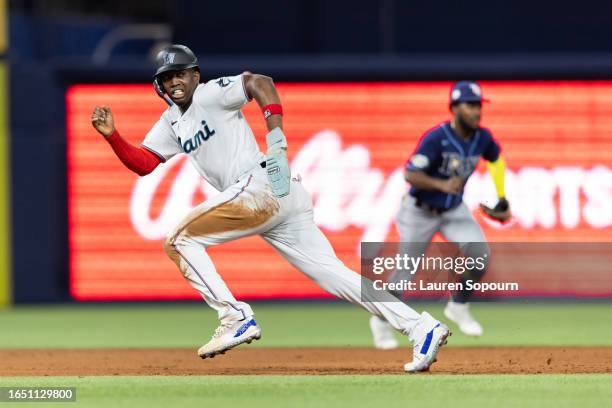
[{"xmin": 105, "ymin": 130, "xmax": 162, "ymax": 176}]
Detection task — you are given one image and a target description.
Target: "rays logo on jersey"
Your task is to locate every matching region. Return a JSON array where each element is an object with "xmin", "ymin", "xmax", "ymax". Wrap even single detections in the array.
[
  {"xmin": 181, "ymin": 120, "xmax": 216, "ymax": 153},
  {"xmin": 438, "ymin": 152, "xmax": 480, "ymax": 177}
]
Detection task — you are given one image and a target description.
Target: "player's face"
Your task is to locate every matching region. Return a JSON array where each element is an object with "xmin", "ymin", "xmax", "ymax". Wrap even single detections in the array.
[
  {"xmin": 160, "ymin": 68, "xmax": 200, "ymax": 106},
  {"xmin": 453, "ymin": 102, "xmax": 482, "ymax": 131}
]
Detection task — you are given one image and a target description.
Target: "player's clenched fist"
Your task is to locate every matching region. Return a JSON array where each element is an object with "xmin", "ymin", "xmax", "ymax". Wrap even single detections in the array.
[{"xmin": 91, "ymin": 106, "xmax": 115, "ymax": 138}]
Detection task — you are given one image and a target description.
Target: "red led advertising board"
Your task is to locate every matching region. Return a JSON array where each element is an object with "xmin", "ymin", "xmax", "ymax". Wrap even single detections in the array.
[{"xmin": 68, "ymin": 81, "xmax": 612, "ymax": 300}]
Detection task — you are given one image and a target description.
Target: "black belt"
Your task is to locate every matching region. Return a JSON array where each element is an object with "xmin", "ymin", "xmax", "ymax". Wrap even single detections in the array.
[{"xmin": 415, "ymin": 199, "xmax": 448, "ymax": 215}]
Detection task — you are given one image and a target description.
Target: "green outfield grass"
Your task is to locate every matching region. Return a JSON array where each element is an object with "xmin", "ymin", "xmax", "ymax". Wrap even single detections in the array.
[
  {"xmin": 1, "ymin": 302, "xmax": 611, "ymax": 408},
  {"xmin": 0, "ymin": 301, "xmax": 611, "ymax": 348},
  {"xmin": 0, "ymin": 375, "xmax": 610, "ymax": 408}
]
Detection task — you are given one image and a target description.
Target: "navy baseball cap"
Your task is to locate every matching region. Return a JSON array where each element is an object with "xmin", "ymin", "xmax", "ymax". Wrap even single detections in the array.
[{"xmin": 450, "ymin": 81, "xmax": 489, "ymax": 105}]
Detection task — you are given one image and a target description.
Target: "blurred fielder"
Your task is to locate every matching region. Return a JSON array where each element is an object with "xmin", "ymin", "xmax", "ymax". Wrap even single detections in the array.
[
  {"xmin": 370, "ymin": 81, "xmax": 511, "ymax": 349},
  {"xmin": 91, "ymin": 44, "xmax": 450, "ymax": 372}
]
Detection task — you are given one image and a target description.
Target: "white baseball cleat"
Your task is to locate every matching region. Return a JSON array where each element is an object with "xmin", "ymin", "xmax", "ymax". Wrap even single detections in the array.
[
  {"xmin": 369, "ymin": 315, "xmax": 399, "ymax": 350},
  {"xmin": 444, "ymin": 301, "xmax": 483, "ymax": 337},
  {"xmin": 198, "ymin": 318, "xmax": 261, "ymax": 359},
  {"xmin": 404, "ymin": 312, "xmax": 451, "ymax": 373}
]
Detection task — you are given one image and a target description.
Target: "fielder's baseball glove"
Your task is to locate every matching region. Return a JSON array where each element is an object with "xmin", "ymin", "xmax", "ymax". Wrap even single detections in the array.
[{"xmin": 479, "ymin": 197, "xmax": 512, "ymax": 223}]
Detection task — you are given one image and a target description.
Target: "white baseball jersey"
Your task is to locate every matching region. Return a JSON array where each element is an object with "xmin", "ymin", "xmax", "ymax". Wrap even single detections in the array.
[
  {"xmin": 141, "ymin": 74, "xmax": 265, "ymax": 192},
  {"xmin": 151, "ymin": 75, "xmax": 432, "ymax": 347}
]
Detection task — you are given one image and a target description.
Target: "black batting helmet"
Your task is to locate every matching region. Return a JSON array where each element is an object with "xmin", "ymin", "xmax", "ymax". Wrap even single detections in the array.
[
  {"xmin": 153, "ymin": 44, "xmax": 199, "ymax": 79},
  {"xmin": 152, "ymin": 44, "xmax": 199, "ymax": 105}
]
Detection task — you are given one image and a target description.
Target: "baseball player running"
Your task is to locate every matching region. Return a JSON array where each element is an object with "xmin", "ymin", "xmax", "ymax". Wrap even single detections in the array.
[
  {"xmin": 370, "ymin": 81, "xmax": 511, "ymax": 349},
  {"xmin": 91, "ymin": 44, "xmax": 450, "ymax": 372}
]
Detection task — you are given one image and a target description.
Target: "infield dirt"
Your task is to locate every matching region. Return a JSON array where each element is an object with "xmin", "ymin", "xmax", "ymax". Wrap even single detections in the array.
[{"xmin": 1, "ymin": 347, "xmax": 611, "ymax": 375}]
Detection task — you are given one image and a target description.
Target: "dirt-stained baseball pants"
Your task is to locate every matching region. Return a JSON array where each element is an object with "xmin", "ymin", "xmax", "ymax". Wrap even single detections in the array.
[{"xmin": 164, "ymin": 165, "xmax": 424, "ymax": 335}]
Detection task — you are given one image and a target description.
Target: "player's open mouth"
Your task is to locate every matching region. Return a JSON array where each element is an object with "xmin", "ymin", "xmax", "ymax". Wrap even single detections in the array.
[{"xmin": 171, "ymin": 88, "xmax": 185, "ymax": 98}]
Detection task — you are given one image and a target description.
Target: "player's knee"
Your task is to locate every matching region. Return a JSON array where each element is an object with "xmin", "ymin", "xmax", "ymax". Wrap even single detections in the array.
[
  {"xmin": 163, "ymin": 233, "xmax": 180, "ymax": 265},
  {"xmin": 463, "ymin": 242, "xmax": 490, "ymax": 267},
  {"xmin": 457, "ymin": 242, "xmax": 489, "ymax": 282}
]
